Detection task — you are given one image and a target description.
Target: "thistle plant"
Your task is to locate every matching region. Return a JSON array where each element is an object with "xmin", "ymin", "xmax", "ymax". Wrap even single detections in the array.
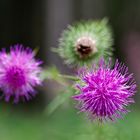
[
  {"xmin": 0, "ymin": 15, "xmax": 137, "ymax": 140},
  {"xmin": 45, "ymin": 19, "xmax": 137, "ymax": 124},
  {"xmin": 55, "ymin": 18, "xmax": 113, "ymax": 67},
  {"xmin": 0, "ymin": 18, "xmax": 137, "ymax": 127}
]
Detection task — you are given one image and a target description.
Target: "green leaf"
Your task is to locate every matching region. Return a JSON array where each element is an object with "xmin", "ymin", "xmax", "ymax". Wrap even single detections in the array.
[{"xmin": 45, "ymin": 87, "xmax": 75, "ymax": 115}]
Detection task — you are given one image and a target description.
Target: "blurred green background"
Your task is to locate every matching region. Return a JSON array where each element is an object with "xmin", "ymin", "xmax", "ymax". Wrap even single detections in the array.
[
  {"xmin": 0, "ymin": 0, "xmax": 140, "ymax": 140},
  {"xmin": 0, "ymin": 103, "xmax": 139, "ymax": 140}
]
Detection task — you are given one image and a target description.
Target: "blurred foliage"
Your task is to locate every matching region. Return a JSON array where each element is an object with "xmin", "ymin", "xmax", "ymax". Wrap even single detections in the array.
[
  {"xmin": 46, "ymin": 87, "xmax": 75, "ymax": 115},
  {"xmin": 42, "ymin": 66, "xmax": 79, "ymax": 115},
  {"xmin": 0, "ymin": 104, "xmax": 139, "ymax": 140}
]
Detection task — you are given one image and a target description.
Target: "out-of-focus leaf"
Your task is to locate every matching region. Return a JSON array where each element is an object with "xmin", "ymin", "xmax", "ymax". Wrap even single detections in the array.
[{"xmin": 46, "ymin": 87, "xmax": 75, "ymax": 115}]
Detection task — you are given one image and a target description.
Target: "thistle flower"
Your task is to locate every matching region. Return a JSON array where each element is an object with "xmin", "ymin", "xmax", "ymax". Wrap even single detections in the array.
[
  {"xmin": 56, "ymin": 18, "xmax": 113, "ymax": 67},
  {"xmin": 0, "ymin": 44, "xmax": 42, "ymax": 103},
  {"xmin": 72, "ymin": 59, "xmax": 136, "ymax": 122}
]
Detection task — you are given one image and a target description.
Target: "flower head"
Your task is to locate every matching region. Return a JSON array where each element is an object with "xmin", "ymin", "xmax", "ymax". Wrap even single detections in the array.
[
  {"xmin": 56, "ymin": 18, "xmax": 113, "ymax": 67},
  {"xmin": 0, "ymin": 44, "xmax": 43, "ymax": 103},
  {"xmin": 72, "ymin": 58, "xmax": 136, "ymax": 122}
]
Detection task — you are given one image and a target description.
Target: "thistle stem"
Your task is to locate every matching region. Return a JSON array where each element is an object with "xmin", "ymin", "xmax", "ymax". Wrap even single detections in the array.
[{"xmin": 58, "ymin": 74, "xmax": 79, "ymax": 81}]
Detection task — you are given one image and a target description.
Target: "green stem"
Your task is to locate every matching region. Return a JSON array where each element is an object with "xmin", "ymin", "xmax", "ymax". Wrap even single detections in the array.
[{"xmin": 58, "ymin": 74, "xmax": 79, "ymax": 81}]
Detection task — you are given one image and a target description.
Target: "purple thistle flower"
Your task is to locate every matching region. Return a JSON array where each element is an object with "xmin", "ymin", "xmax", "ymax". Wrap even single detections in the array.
[
  {"xmin": 73, "ymin": 58, "xmax": 136, "ymax": 122},
  {"xmin": 0, "ymin": 44, "xmax": 43, "ymax": 103}
]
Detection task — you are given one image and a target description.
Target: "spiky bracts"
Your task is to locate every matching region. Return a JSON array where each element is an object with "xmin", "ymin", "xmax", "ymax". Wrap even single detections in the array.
[
  {"xmin": 72, "ymin": 58, "xmax": 136, "ymax": 122},
  {"xmin": 57, "ymin": 19, "xmax": 113, "ymax": 67}
]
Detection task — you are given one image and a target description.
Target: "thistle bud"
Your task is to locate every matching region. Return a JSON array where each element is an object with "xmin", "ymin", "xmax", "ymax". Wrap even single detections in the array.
[{"xmin": 56, "ymin": 18, "xmax": 113, "ymax": 67}]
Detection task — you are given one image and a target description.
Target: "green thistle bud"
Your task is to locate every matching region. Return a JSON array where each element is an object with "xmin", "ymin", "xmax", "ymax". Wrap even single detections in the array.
[{"xmin": 56, "ymin": 18, "xmax": 113, "ymax": 67}]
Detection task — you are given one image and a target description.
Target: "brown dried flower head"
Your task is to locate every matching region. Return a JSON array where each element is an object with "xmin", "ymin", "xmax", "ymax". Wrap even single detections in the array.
[{"xmin": 75, "ymin": 36, "xmax": 97, "ymax": 58}]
